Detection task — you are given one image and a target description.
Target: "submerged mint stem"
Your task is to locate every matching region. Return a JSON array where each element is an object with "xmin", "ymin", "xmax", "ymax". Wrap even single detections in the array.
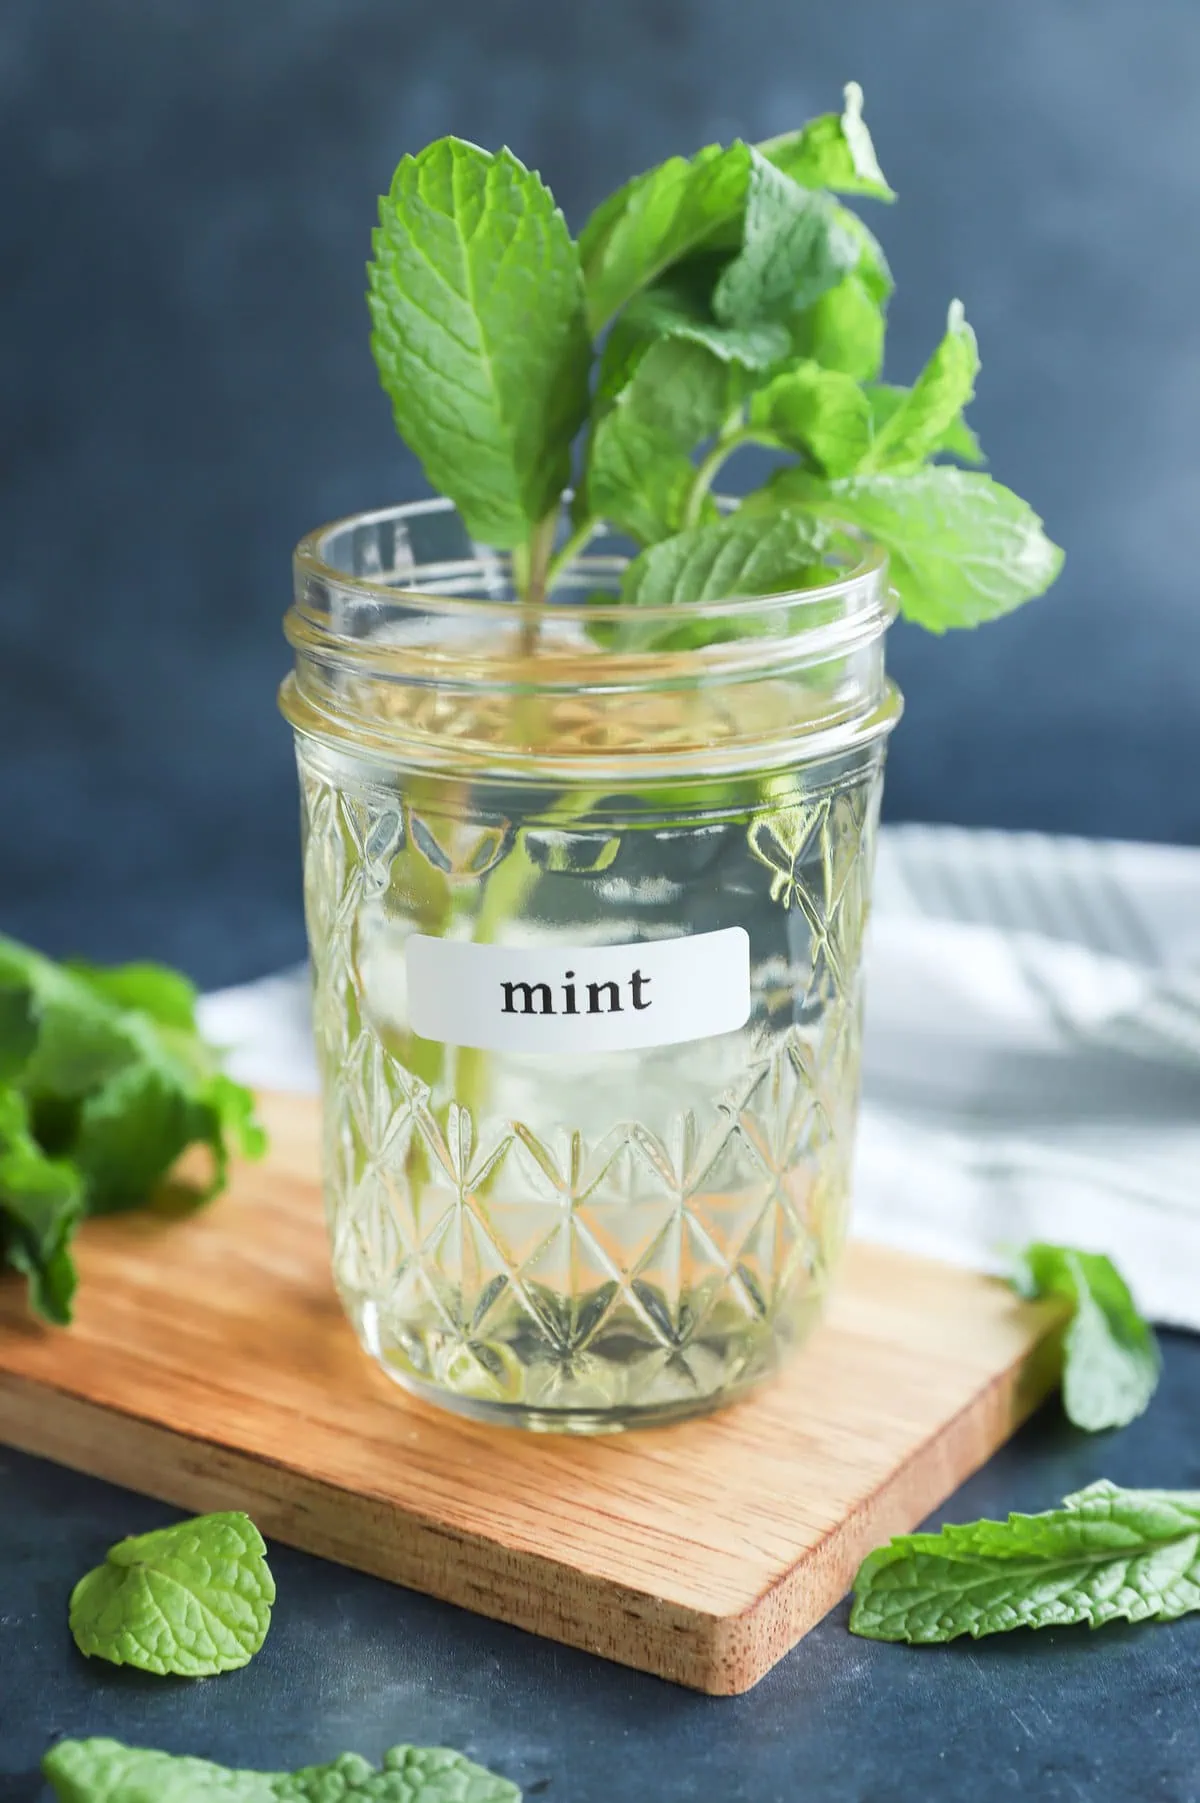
[{"xmin": 516, "ymin": 512, "xmax": 558, "ymax": 659}]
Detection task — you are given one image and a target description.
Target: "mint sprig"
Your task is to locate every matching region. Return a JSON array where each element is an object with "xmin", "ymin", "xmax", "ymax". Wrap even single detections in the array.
[
  {"xmin": 1014, "ymin": 1242, "xmax": 1161, "ymax": 1431},
  {"xmin": 367, "ymin": 91, "xmax": 1062, "ymax": 642},
  {"xmin": 43, "ymin": 1738, "xmax": 522, "ymax": 1803},
  {"xmin": 69, "ymin": 1511, "xmax": 275, "ymax": 1678},
  {"xmin": 0, "ymin": 934, "xmax": 265, "ymax": 1324},
  {"xmin": 850, "ymin": 1481, "xmax": 1200, "ymax": 1644}
]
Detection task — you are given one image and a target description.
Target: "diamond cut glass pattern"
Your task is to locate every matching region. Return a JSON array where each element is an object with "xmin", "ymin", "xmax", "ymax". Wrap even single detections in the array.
[
  {"xmin": 283, "ymin": 497, "xmax": 898, "ymax": 1428},
  {"xmin": 299, "ymin": 751, "xmax": 885, "ymax": 1429}
]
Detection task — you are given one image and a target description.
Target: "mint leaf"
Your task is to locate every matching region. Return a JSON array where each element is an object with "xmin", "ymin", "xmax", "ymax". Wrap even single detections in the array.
[
  {"xmin": 616, "ymin": 512, "xmax": 836, "ymax": 650},
  {"xmin": 368, "ymin": 138, "xmax": 590, "ymax": 548},
  {"xmin": 71, "ymin": 1058, "xmax": 198, "ymax": 1214},
  {"xmin": 69, "ymin": 1511, "xmax": 275, "ymax": 1677},
  {"xmin": 790, "ymin": 272, "xmax": 885, "ymax": 381},
  {"xmin": 65, "ymin": 960, "xmax": 199, "ymax": 1031},
  {"xmin": 713, "ymin": 151, "xmax": 858, "ymax": 328},
  {"xmin": 851, "ymin": 1480, "xmax": 1200, "ymax": 1644},
  {"xmin": 1014, "ymin": 1243, "xmax": 1161, "ymax": 1431},
  {"xmin": 861, "ymin": 299, "xmax": 979, "ymax": 470},
  {"xmin": 583, "ymin": 336, "xmax": 745, "ymax": 543},
  {"xmin": 579, "ymin": 142, "xmax": 751, "ymax": 331},
  {"xmin": 0, "ymin": 934, "xmax": 267, "ymax": 1245},
  {"xmin": 0, "ymin": 938, "xmax": 139, "ymax": 1101},
  {"xmin": 275, "ymin": 1746, "xmax": 521, "ymax": 1801},
  {"xmin": 748, "ymin": 360, "xmax": 872, "ymax": 475},
  {"xmin": 836, "ymin": 207, "xmax": 893, "ymax": 303},
  {"xmin": 760, "ymin": 81, "xmax": 894, "ymax": 201},
  {"xmin": 625, "ymin": 277, "xmax": 790, "ymax": 371},
  {"xmin": 44, "ymin": 1740, "xmax": 275, "ymax": 1803},
  {"xmin": 0, "ymin": 1084, "xmax": 83, "ymax": 1324},
  {"xmin": 866, "ymin": 383, "xmax": 984, "ymax": 465},
  {"xmin": 750, "ymin": 467, "xmax": 1063, "ymax": 629},
  {"xmin": 0, "ymin": 979, "xmax": 36, "ymax": 1082},
  {"xmin": 580, "ymin": 88, "xmax": 889, "ymax": 332},
  {"xmin": 44, "ymin": 1740, "xmax": 522, "ymax": 1803},
  {"xmin": 788, "ymin": 210, "xmax": 891, "ymax": 380}
]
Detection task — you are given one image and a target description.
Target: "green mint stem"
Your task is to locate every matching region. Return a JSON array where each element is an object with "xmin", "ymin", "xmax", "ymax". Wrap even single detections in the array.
[
  {"xmin": 516, "ymin": 512, "xmax": 558, "ymax": 658},
  {"xmin": 546, "ymin": 515, "xmax": 601, "ymax": 593},
  {"xmin": 683, "ymin": 425, "xmax": 780, "ymax": 527}
]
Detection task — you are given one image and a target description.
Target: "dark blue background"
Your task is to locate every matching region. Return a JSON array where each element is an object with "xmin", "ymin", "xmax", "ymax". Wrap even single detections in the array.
[{"xmin": 3, "ymin": 0, "xmax": 1198, "ymax": 986}]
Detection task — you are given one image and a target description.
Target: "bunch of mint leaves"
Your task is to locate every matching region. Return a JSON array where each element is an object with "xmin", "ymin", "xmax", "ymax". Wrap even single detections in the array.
[
  {"xmin": 0, "ymin": 935, "xmax": 265, "ymax": 1325},
  {"xmin": 367, "ymin": 83, "xmax": 1062, "ymax": 637}
]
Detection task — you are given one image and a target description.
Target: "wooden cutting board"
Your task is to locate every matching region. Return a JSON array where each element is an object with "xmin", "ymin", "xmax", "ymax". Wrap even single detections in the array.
[{"xmin": 0, "ymin": 1092, "xmax": 1066, "ymax": 1695}]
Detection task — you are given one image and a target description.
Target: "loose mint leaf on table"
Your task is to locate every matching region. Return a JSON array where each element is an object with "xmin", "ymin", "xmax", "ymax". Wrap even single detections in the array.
[
  {"xmin": 1014, "ymin": 1243, "xmax": 1161, "ymax": 1430},
  {"xmin": 44, "ymin": 1739, "xmax": 522, "ymax": 1803},
  {"xmin": 760, "ymin": 81, "xmax": 895, "ymax": 201},
  {"xmin": 748, "ymin": 360, "xmax": 873, "ymax": 476},
  {"xmin": 275, "ymin": 1745, "xmax": 522, "ymax": 1801},
  {"xmin": 368, "ymin": 138, "xmax": 590, "ymax": 548},
  {"xmin": 69, "ymin": 1511, "xmax": 275, "ymax": 1677},
  {"xmin": 850, "ymin": 1481, "xmax": 1200, "ymax": 1644},
  {"xmin": 44, "ymin": 1739, "xmax": 275, "ymax": 1803},
  {"xmin": 744, "ymin": 467, "xmax": 1063, "ymax": 630},
  {"xmin": 860, "ymin": 300, "xmax": 979, "ymax": 470},
  {"xmin": 713, "ymin": 150, "xmax": 859, "ymax": 328}
]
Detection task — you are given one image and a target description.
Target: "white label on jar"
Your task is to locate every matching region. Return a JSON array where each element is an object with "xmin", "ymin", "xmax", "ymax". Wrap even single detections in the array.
[{"xmin": 406, "ymin": 927, "xmax": 751, "ymax": 1055}]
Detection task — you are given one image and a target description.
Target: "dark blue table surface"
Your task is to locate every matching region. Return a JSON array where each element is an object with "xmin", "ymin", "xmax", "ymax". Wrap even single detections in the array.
[{"xmin": 2, "ymin": 1333, "xmax": 1198, "ymax": 1803}]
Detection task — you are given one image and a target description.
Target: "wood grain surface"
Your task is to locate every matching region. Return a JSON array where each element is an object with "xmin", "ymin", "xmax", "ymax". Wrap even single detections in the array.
[{"xmin": 0, "ymin": 1092, "xmax": 1067, "ymax": 1694}]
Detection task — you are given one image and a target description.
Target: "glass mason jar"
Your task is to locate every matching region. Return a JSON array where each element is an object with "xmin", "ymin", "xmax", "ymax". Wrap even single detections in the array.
[{"xmin": 281, "ymin": 500, "xmax": 900, "ymax": 1432}]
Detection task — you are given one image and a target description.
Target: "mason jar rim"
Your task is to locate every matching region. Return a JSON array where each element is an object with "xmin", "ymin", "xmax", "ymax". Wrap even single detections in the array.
[
  {"xmin": 291, "ymin": 495, "xmax": 891, "ymax": 638},
  {"xmin": 282, "ymin": 496, "xmax": 900, "ymax": 784}
]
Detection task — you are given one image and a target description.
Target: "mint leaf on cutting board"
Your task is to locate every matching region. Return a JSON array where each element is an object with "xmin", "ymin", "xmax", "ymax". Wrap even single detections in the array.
[
  {"xmin": 851, "ymin": 1481, "xmax": 1200, "ymax": 1644},
  {"xmin": 0, "ymin": 934, "xmax": 265, "ymax": 1322},
  {"xmin": 69, "ymin": 1511, "xmax": 275, "ymax": 1677},
  {"xmin": 368, "ymin": 137, "xmax": 591, "ymax": 548},
  {"xmin": 1014, "ymin": 1242, "xmax": 1161, "ymax": 1430},
  {"xmin": 0, "ymin": 1085, "xmax": 84, "ymax": 1324},
  {"xmin": 43, "ymin": 1740, "xmax": 522, "ymax": 1803}
]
